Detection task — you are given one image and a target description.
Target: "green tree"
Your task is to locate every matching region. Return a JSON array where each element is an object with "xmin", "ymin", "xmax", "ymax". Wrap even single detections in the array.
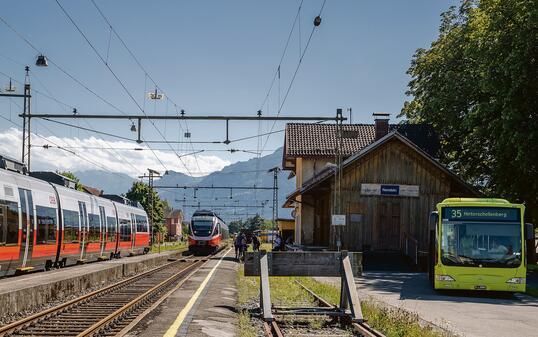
[
  {"xmin": 57, "ymin": 171, "xmax": 84, "ymax": 191},
  {"xmin": 125, "ymin": 181, "xmax": 167, "ymax": 229},
  {"xmin": 401, "ymin": 0, "xmax": 538, "ymax": 223}
]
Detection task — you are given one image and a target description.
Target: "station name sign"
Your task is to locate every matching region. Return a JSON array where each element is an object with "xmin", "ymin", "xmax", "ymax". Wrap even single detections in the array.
[
  {"xmin": 442, "ymin": 207, "xmax": 520, "ymax": 222},
  {"xmin": 361, "ymin": 183, "xmax": 419, "ymax": 197}
]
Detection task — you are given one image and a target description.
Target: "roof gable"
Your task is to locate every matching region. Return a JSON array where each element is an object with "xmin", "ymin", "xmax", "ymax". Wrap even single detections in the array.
[{"xmin": 298, "ymin": 131, "xmax": 478, "ymax": 196}]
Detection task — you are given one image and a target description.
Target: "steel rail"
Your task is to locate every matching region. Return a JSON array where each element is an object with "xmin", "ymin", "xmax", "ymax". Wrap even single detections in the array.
[
  {"xmin": 0, "ymin": 257, "xmax": 203, "ymax": 337},
  {"xmin": 77, "ymin": 260, "xmax": 206, "ymax": 336},
  {"xmin": 0, "ymin": 258, "xmax": 186, "ymax": 336},
  {"xmin": 295, "ymin": 281, "xmax": 386, "ymax": 337},
  {"xmin": 263, "ymin": 321, "xmax": 284, "ymax": 337}
]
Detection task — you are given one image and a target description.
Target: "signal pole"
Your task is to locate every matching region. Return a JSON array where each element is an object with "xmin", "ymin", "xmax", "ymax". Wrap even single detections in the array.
[
  {"xmin": 268, "ymin": 167, "xmax": 281, "ymax": 244},
  {"xmin": 1, "ymin": 67, "xmax": 32, "ymax": 171},
  {"xmin": 139, "ymin": 169, "xmax": 161, "ymax": 247}
]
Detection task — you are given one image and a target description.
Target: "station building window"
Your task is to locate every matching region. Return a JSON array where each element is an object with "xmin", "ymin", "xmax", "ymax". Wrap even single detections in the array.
[
  {"xmin": 36, "ymin": 205, "xmax": 57, "ymax": 244},
  {"xmin": 0, "ymin": 200, "xmax": 19, "ymax": 245},
  {"xmin": 63, "ymin": 209, "xmax": 79, "ymax": 243}
]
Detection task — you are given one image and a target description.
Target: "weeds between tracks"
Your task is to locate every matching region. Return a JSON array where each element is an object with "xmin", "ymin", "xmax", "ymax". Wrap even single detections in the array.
[{"xmin": 237, "ymin": 265, "xmax": 455, "ymax": 337}]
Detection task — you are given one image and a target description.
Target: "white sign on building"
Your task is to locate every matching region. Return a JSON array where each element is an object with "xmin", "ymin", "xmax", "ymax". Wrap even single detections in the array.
[
  {"xmin": 331, "ymin": 214, "xmax": 346, "ymax": 226},
  {"xmin": 360, "ymin": 183, "xmax": 419, "ymax": 197}
]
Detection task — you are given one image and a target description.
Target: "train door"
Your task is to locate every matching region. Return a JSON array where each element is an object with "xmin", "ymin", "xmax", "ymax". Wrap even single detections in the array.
[
  {"xmin": 78, "ymin": 201, "xmax": 88, "ymax": 261},
  {"xmin": 130, "ymin": 213, "xmax": 136, "ymax": 251},
  {"xmin": 99, "ymin": 206, "xmax": 106, "ymax": 256},
  {"xmin": 17, "ymin": 188, "xmax": 34, "ymax": 268}
]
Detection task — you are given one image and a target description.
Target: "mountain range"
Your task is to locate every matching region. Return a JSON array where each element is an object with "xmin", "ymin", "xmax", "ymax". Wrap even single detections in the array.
[{"xmin": 74, "ymin": 147, "xmax": 295, "ymax": 221}]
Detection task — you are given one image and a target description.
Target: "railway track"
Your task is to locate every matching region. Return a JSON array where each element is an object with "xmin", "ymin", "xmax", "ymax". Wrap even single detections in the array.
[
  {"xmin": 263, "ymin": 281, "xmax": 386, "ymax": 337},
  {"xmin": 0, "ymin": 255, "xmax": 210, "ymax": 337}
]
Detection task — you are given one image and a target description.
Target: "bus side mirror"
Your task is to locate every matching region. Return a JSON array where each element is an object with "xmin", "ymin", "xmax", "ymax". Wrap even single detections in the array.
[
  {"xmin": 524, "ymin": 223, "xmax": 535, "ymax": 240},
  {"xmin": 429, "ymin": 211, "xmax": 439, "ymax": 230}
]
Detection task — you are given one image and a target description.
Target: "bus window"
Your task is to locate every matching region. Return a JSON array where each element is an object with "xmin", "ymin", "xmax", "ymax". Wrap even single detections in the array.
[
  {"xmin": 36, "ymin": 205, "xmax": 57, "ymax": 244},
  {"xmin": 63, "ymin": 210, "xmax": 79, "ymax": 243},
  {"xmin": 88, "ymin": 214, "xmax": 100, "ymax": 242},
  {"xmin": 107, "ymin": 216, "xmax": 117, "ymax": 242},
  {"xmin": 0, "ymin": 200, "xmax": 19, "ymax": 244}
]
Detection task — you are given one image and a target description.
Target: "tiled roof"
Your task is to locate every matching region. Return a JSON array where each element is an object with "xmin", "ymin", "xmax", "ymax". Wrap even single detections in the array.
[
  {"xmin": 284, "ymin": 123, "xmax": 439, "ymax": 158},
  {"xmin": 285, "ymin": 123, "xmax": 375, "ymax": 157}
]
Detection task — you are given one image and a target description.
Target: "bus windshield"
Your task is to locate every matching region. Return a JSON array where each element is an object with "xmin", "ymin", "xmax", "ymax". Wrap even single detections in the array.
[
  {"xmin": 192, "ymin": 220, "xmax": 214, "ymax": 236},
  {"xmin": 441, "ymin": 222, "xmax": 522, "ymax": 267}
]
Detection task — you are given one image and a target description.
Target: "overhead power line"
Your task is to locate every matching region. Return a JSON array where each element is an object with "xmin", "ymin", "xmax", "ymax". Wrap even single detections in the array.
[
  {"xmin": 55, "ymin": 0, "xmax": 196, "ymax": 174},
  {"xmin": 0, "ymin": 14, "xmax": 169, "ymax": 172},
  {"xmin": 261, "ymin": 0, "xmax": 328, "ymax": 153}
]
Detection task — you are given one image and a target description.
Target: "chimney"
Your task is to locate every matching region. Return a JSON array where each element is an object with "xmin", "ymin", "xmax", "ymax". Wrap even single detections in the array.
[{"xmin": 373, "ymin": 112, "xmax": 390, "ymax": 140}]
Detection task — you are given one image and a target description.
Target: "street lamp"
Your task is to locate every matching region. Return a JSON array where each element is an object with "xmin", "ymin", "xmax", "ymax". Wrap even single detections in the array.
[{"xmin": 35, "ymin": 55, "xmax": 48, "ymax": 67}]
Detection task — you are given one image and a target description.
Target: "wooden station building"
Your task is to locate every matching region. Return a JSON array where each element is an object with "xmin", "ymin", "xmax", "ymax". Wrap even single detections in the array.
[{"xmin": 282, "ymin": 113, "xmax": 478, "ymax": 253}]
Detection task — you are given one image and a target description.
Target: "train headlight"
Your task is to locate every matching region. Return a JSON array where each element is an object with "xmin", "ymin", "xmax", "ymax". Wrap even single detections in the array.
[
  {"xmin": 436, "ymin": 275, "xmax": 455, "ymax": 282},
  {"xmin": 506, "ymin": 277, "xmax": 525, "ymax": 284}
]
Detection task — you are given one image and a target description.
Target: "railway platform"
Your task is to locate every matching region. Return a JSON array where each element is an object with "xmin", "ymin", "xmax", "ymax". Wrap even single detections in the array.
[
  {"xmin": 0, "ymin": 249, "xmax": 186, "ymax": 317},
  {"xmin": 127, "ymin": 248, "xmax": 237, "ymax": 337}
]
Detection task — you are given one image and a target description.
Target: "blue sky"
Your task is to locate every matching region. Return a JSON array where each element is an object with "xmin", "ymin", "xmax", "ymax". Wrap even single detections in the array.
[{"xmin": 0, "ymin": 0, "xmax": 458, "ymax": 177}]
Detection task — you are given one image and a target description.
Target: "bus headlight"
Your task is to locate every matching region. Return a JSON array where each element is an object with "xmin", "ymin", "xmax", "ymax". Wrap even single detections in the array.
[
  {"xmin": 506, "ymin": 278, "xmax": 525, "ymax": 284},
  {"xmin": 436, "ymin": 275, "xmax": 455, "ymax": 282}
]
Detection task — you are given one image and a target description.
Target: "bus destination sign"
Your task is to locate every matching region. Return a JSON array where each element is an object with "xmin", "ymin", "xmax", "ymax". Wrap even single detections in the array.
[{"xmin": 442, "ymin": 207, "xmax": 520, "ymax": 222}]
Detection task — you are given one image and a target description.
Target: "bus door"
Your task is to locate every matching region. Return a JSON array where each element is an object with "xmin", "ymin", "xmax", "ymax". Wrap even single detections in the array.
[
  {"xmin": 99, "ymin": 206, "xmax": 106, "ymax": 256},
  {"xmin": 78, "ymin": 201, "xmax": 88, "ymax": 261},
  {"xmin": 17, "ymin": 188, "xmax": 34, "ymax": 268}
]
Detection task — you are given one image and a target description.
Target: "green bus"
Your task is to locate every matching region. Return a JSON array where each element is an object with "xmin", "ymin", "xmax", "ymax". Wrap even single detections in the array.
[{"xmin": 429, "ymin": 198, "xmax": 534, "ymax": 292}]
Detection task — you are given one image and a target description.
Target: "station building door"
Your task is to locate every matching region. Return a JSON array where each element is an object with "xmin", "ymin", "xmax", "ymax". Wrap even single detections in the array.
[{"xmin": 376, "ymin": 201, "xmax": 401, "ymax": 251}]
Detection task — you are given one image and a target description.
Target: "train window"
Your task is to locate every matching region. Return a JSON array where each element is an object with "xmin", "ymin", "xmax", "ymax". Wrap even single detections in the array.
[
  {"xmin": 119, "ymin": 218, "xmax": 131, "ymax": 242},
  {"xmin": 106, "ymin": 216, "xmax": 117, "ymax": 242},
  {"xmin": 63, "ymin": 209, "xmax": 79, "ymax": 243},
  {"xmin": 88, "ymin": 214, "xmax": 100, "ymax": 242},
  {"xmin": 0, "ymin": 200, "xmax": 19, "ymax": 245},
  {"xmin": 36, "ymin": 206, "xmax": 57, "ymax": 244},
  {"xmin": 135, "ymin": 215, "xmax": 148, "ymax": 233}
]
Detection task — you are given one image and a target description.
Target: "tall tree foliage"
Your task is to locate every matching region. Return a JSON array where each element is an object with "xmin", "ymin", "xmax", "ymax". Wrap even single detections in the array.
[
  {"xmin": 125, "ymin": 181, "xmax": 168, "ymax": 228},
  {"xmin": 401, "ymin": 0, "xmax": 538, "ymax": 222}
]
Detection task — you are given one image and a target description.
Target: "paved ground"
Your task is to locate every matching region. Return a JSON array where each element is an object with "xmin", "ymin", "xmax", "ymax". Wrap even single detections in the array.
[
  {"xmin": 127, "ymin": 249, "xmax": 238, "ymax": 337},
  {"xmin": 319, "ymin": 272, "xmax": 538, "ymax": 337}
]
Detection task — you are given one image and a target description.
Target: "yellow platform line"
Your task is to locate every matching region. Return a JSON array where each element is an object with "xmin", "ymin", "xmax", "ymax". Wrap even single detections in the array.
[{"xmin": 163, "ymin": 248, "xmax": 232, "ymax": 337}]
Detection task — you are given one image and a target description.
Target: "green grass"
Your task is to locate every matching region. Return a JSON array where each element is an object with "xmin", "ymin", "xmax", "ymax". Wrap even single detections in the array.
[
  {"xmin": 150, "ymin": 241, "xmax": 187, "ymax": 253},
  {"xmin": 238, "ymin": 310, "xmax": 257, "ymax": 337},
  {"xmin": 237, "ymin": 266, "xmax": 454, "ymax": 337}
]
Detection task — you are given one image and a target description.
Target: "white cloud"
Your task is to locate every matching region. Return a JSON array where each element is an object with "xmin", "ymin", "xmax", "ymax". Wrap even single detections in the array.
[{"xmin": 0, "ymin": 128, "xmax": 230, "ymax": 177}]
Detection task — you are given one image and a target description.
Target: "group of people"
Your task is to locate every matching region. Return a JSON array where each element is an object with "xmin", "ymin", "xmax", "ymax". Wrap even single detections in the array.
[
  {"xmin": 234, "ymin": 232, "xmax": 261, "ymax": 260},
  {"xmin": 234, "ymin": 232, "xmax": 293, "ymax": 260}
]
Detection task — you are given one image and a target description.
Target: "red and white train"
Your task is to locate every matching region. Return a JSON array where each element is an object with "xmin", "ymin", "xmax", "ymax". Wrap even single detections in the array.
[
  {"xmin": 188, "ymin": 209, "xmax": 229, "ymax": 254},
  {"xmin": 0, "ymin": 155, "xmax": 150, "ymax": 277}
]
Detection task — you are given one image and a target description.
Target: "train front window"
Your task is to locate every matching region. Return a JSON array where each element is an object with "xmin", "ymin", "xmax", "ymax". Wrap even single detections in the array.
[
  {"xmin": 0, "ymin": 200, "xmax": 19, "ymax": 245},
  {"xmin": 192, "ymin": 220, "xmax": 214, "ymax": 236},
  {"xmin": 36, "ymin": 206, "xmax": 57, "ymax": 244},
  {"xmin": 441, "ymin": 222, "xmax": 522, "ymax": 267}
]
